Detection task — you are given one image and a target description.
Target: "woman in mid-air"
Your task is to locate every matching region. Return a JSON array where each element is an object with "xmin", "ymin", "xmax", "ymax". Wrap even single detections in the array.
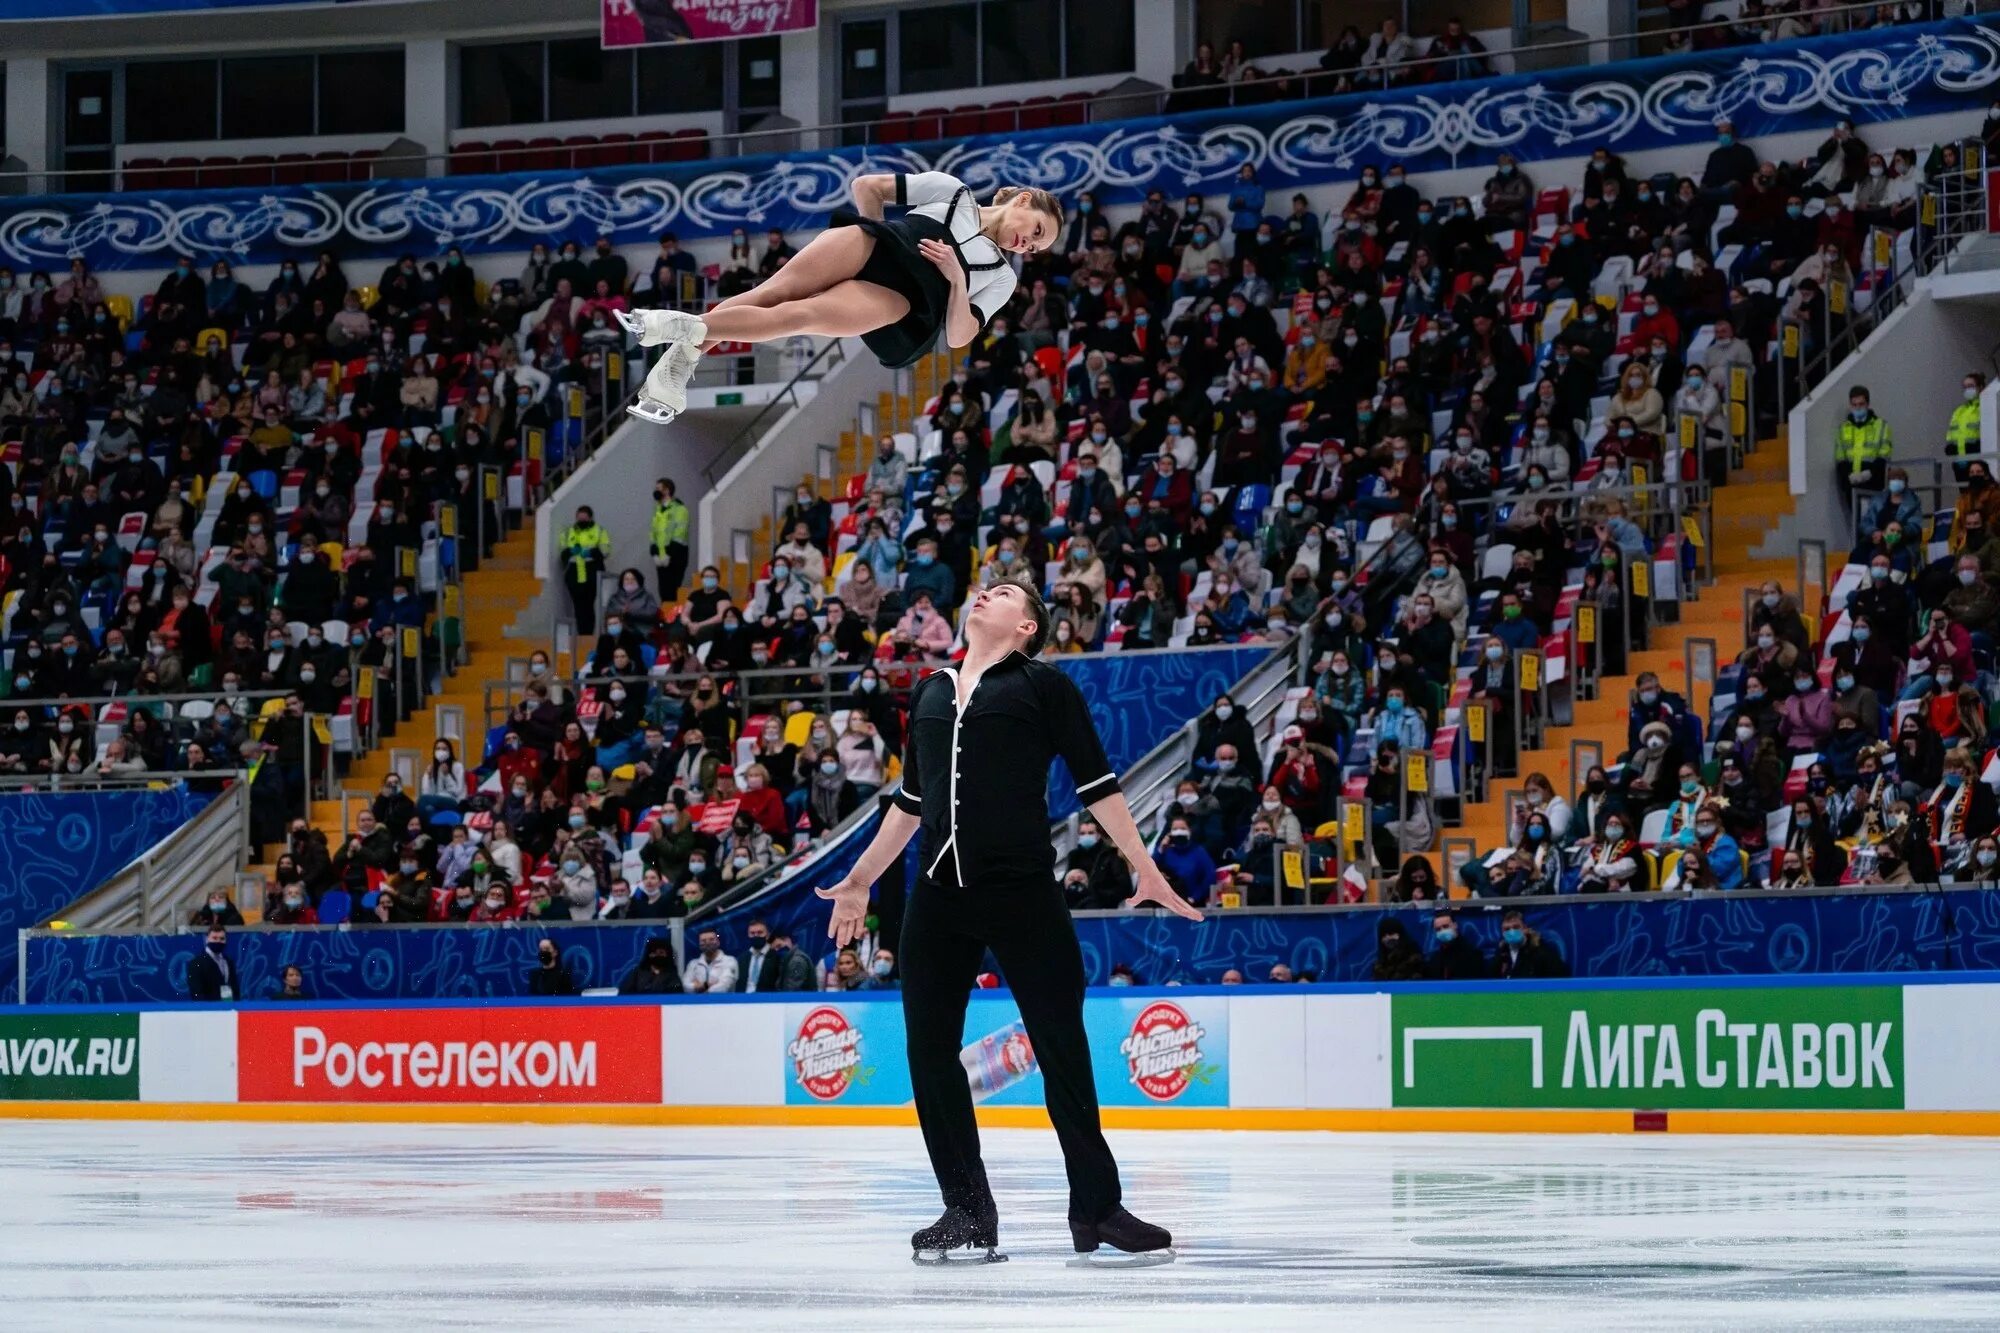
[{"xmin": 618, "ymin": 171, "xmax": 1063, "ymax": 423}]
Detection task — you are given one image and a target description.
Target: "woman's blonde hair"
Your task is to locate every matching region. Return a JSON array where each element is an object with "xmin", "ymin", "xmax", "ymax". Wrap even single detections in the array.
[{"xmin": 993, "ymin": 185, "xmax": 1065, "ymax": 243}]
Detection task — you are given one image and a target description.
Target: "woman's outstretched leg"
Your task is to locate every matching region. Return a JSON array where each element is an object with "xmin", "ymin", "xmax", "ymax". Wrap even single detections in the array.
[
  {"xmin": 631, "ymin": 280, "xmax": 908, "ymax": 423},
  {"xmin": 700, "ymin": 281, "xmax": 908, "ymax": 343},
  {"xmin": 693, "ymin": 227, "xmax": 876, "ymax": 351},
  {"xmin": 625, "ymin": 227, "xmax": 877, "ymax": 351}
]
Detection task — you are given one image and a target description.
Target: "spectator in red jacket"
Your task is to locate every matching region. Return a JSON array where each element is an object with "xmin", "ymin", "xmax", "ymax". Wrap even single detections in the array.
[
  {"xmin": 1630, "ymin": 294, "xmax": 1681, "ymax": 350},
  {"xmin": 496, "ymin": 729, "xmax": 544, "ymax": 794},
  {"xmin": 265, "ymin": 880, "xmax": 319, "ymax": 925},
  {"xmin": 736, "ymin": 761, "xmax": 790, "ymax": 838},
  {"xmin": 1136, "ymin": 452, "xmax": 1195, "ymax": 528}
]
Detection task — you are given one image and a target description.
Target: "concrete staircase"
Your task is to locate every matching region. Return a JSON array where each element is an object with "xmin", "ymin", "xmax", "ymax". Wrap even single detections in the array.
[
  {"xmin": 248, "ymin": 522, "xmax": 551, "ymax": 897},
  {"xmin": 1448, "ymin": 433, "xmax": 1796, "ymax": 863}
]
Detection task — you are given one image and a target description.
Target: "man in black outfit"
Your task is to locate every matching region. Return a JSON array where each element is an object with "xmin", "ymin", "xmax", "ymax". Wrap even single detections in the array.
[
  {"xmin": 186, "ymin": 926, "xmax": 237, "ymax": 1001},
  {"xmin": 819, "ymin": 579, "xmax": 1199, "ymax": 1265}
]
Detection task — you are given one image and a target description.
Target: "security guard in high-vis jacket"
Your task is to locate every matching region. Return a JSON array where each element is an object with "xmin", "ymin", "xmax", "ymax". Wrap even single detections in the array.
[
  {"xmin": 559, "ymin": 506, "xmax": 612, "ymax": 635},
  {"xmin": 1836, "ymin": 384, "xmax": 1893, "ymax": 505},
  {"xmin": 650, "ymin": 477, "xmax": 691, "ymax": 602},
  {"xmin": 1949, "ymin": 372, "xmax": 1985, "ymax": 480}
]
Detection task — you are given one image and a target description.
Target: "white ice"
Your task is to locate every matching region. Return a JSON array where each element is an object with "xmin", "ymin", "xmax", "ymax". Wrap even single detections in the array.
[{"xmin": 6, "ymin": 1122, "xmax": 2000, "ymax": 1329}]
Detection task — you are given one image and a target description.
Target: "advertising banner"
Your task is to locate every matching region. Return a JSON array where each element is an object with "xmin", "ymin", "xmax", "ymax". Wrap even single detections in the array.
[
  {"xmin": 783, "ymin": 1000, "xmax": 910, "ymax": 1106},
  {"xmin": 781, "ymin": 995, "xmax": 1230, "ymax": 1109},
  {"xmin": 0, "ymin": 1012, "xmax": 139, "ymax": 1101},
  {"xmin": 238, "ymin": 1006, "xmax": 663, "ymax": 1104},
  {"xmin": 602, "ymin": 0, "xmax": 816, "ymax": 48},
  {"xmin": 1391, "ymin": 986, "xmax": 1904, "ymax": 1110}
]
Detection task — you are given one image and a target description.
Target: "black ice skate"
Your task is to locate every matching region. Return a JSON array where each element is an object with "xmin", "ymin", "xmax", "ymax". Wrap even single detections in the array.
[
  {"xmin": 911, "ymin": 1204, "xmax": 1006, "ymax": 1265},
  {"xmin": 1067, "ymin": 1206, "xmax": 1176, "ymax": 1268}
]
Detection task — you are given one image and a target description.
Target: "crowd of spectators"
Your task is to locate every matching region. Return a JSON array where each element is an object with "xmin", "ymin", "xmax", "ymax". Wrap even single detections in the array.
[
  {"xmin": 11, "ymin": 9, "xmax": 1981, "ymax": 987},
  {"xmin": 1170, "ymin": 3, "xmax": 1944, "ymax": 111},
  {"xmin": 242, "ymin": 101, "xmax": 1976, "ymax": 936}
]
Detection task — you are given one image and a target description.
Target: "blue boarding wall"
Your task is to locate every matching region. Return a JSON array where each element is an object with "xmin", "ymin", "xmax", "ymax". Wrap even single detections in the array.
[
  {"xmin": 4, "ymin": 16, "xmax": 1998, "ymax": 271},
  {"xmin": 27, "ymin": 888, "xmax": 2000, "ymax": 1003},
  {"xmin": 0, "ymin": 784, "xmax": 216, "ymax": 995}
]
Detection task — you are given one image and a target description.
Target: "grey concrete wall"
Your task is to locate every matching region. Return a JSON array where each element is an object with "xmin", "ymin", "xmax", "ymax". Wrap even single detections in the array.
[
  {"xmin": 1768, "ymin": 281, "xmax": 2000, "ymax": 555},
  {"xmin": 509, "ymin": 402, "xmax": 765, "ymax": 642}
]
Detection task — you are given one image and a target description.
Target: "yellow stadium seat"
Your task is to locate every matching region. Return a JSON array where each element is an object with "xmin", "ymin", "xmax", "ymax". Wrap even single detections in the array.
[
  {"xmin": 474, "ymin": 279, "xmax": 489, "ymax": 307},
  {"xmin": 356, "ymin": 284, "xmax": 378, "ymax": 309},
  {"xmin": 195, "ymin": 327, "xmax": 229, "ymax": 356},
  {"xmin": 783, "ymin": 711, "xmax": 817, "ymax": 747},
  {"xmin": 104, "ymin": 294, "xmax": 134, "ymax": 331},
  {"xmin": 832, "ymin": 550, "xmax": 855, "ymax": 578}
]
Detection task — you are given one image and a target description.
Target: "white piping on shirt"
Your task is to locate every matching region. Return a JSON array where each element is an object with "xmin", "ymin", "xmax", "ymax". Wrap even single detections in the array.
[
  {"xmin": 927, "ymin": 666, "xmax": 967, "ymax": 884},
  {"xmin": 1076, "ymin": 772, "xmax": 1117, "ymax": 799}
]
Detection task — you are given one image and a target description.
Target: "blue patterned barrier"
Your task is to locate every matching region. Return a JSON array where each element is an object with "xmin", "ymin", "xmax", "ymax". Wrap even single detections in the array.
[
  {"xmin": 0, "ymin": 784, "xmax": 215, "ymax": 995},
  {"xmin": 29, "ymin": 886, "xmax": 2000, "ymax": 1003},
  {"xmin": 25, "ymin": 921, "xmax": 666, "ymax": 1005},
  {"xmin": 5, "ymin": 17, "xmax": 1996, "ymax": 270},
  {"xmin": 1046, "ymin": 644, "xmax": 1269, "ymax": 820}
]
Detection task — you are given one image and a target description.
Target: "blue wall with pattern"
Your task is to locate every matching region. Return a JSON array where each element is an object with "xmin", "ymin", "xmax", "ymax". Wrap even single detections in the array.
[
  {"xmin": 28, "ymin": 886, "xmax": 2000, "ymax": 1003},
  {"xmin": 0, "ymin": 784, "xmax": 216, "ymax": 995},
  {"xmin": 4, "ymin": 17, "xmax": 1996, "ymax": 270}
]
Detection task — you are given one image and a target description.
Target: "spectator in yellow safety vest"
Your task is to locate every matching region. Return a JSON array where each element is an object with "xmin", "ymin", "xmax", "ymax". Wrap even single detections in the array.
[
  {"xmin": 1948, "ymin": 372, "xmax": 1986, "ymax": 483},
  {"xmin": 1835, "ymin": 385, "xmax": 1893, "ymax": 510}
]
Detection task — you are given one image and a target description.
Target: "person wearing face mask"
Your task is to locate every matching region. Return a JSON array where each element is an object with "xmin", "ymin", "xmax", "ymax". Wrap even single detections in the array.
[
  {"xmin": 611, "ymin": 935, "xmax": 684, "ymax": 996},
  {"xmin": 1619, "ymin": 720, "xmax": 1685, "ymax": 814},
  {"xmin": 553, "ymin": 839, "xmax": 602, "ymax": 920},
  {"xmin": 1193, "ymin": 695, "xmax": 1263, "ymax": 785},
  {"xmin": 265, "ymin": 878, "xmax": 320, "ymax": 926},
  {"xmin": 1776, "ymin": 667, "xmax": 1835, "ymax": 757},
  {"xmin": 187, "ymin": 889, "xmax": 245, "ymax": 929},
  {"xmin": 185, "ymin": 927, "xmax": 238, "ymax": 1002},
  {"xmin": 1370, "ymin": 917, "xmax": 1426, "ymax": 981},
  {"xmin": 804, "ymin": 747, "xmax": 862, "ymax": 835},
  {"xmin": 1487, "ymin": 908, "xmax": 1568, "ymax": 978},
  {"xmin": 1917, "ymin": 748, "xmax": 1996, "ymax": 877},
  {"xmin": 1835, "ymin": 384, "xmax": 1893, "ymax": 503}
]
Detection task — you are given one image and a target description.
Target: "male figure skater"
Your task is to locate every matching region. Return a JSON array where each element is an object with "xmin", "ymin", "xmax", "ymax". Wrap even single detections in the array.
[{"xmin": 819, "ymin": 579, "xmax": 1203, "ymax": 1265}]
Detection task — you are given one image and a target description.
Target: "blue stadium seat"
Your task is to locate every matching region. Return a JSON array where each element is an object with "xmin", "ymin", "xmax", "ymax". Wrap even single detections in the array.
[{"xmin": 316, "ymin": 888, "xmax": 351, "ymax": 926}]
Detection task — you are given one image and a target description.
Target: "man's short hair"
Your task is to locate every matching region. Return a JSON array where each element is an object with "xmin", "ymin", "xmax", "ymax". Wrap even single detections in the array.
[{"xmin": 991, "ymin": 576, "xmax": 1050, "ymax": 655}]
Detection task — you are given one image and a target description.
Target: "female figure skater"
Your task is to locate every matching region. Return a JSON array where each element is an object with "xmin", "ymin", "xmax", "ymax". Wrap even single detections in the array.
[{"xmin": 617, "ymin": 171, "xmax": 1063, "ymax": 423}]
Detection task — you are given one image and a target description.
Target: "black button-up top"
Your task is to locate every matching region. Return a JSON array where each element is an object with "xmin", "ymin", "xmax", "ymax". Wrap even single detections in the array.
[{"xmin": 891, "ymin": 651, "xmax": 1121, "ymax": 886}]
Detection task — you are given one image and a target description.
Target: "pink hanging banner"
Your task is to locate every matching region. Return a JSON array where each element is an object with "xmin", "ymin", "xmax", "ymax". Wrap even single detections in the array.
[{"xmin": 602, "ymin": 0, "xmax": 818, "ymax": 48}]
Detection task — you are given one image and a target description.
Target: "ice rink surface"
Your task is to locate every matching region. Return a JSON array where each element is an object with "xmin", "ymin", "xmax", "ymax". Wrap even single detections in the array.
[{"xmin": 7, "ymin": 1121, "xmax": 2000, "ymax": 1330}]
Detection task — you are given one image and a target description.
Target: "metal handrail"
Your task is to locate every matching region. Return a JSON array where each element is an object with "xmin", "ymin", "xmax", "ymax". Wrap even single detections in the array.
[
  {"xmin": 49, "ymin": 775, "xmax": 253, "ymax": 939},
  {"xmin": 1786, "ymin": 143, "xmax": 1994, "ymax": 459},
  {"xmin": 700, "ymin": 336, "xmax": 850, "ymax": 488},
  {"xmin": 0, "ymin": 0, "xmax": 1937, "ymax": 189}
]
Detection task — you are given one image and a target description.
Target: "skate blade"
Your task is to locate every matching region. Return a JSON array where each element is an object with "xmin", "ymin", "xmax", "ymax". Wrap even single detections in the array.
[
  {"xmin": 1066, "ymin": 1247, "xmax": 1176, "ymax": 1269},
  {"xmin": 913, "ymin": 1248, "xmax": 1008, "ymax": 1266},
  {"xmin": 626, "ymin": 399, "xmax": 678, "ymax": 425}
]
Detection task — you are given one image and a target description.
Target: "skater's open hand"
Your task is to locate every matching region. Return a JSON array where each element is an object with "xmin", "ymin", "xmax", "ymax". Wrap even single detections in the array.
[
  {"xmin": 1125, "ymin": 865, "xmax": 1205, "ymax": 923},
  {"xmin": 816, "ymin": 875, "xmax": 871, "ymax": 946},
  {"xmin": 918, "ymin": 239, "xmax": 963, "ymax": 285}
]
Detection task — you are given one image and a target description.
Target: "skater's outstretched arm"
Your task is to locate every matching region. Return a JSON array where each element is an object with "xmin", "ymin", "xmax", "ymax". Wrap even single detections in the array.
[
  {"xmin": 817, "ymin": 805, "xmax": 920, "ymax": 945},
  {"xmin": 1086, "ymin": 791, "xmax": 1206, "ymax": 922}
]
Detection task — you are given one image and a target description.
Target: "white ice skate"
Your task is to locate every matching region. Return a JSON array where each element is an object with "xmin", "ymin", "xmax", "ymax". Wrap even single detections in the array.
[
  {"xmin": 615, "ymin": 308, "xmax": 707, "ymax": 348},
  {"xmin": 627, "ymin": 341, "xmax": 702, "ymax": 425}
]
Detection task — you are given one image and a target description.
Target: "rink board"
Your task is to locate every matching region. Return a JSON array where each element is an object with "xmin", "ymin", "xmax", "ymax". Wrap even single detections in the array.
[{"xmin": 6, "ymin": 975, "xmax": 2000, "ymax": 1131}]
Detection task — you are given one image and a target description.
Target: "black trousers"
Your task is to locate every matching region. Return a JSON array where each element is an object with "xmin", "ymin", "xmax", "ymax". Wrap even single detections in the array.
[
  {"xmin": 565, "ymin": 572, "xmax": 599, "ymax": 635},
  {"xmin": 655, "ymin": 542, "xmax": 689, "ymax": 603},
  {"xmin": 900, "ymin": 873, "xmax": 1121, "ymax": 1224}
]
